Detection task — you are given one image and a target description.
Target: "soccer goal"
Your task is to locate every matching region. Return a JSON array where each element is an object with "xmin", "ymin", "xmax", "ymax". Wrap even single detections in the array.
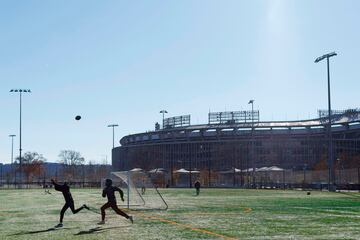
[{"xmin": 101, "ymin": 171, "xmax": 168, "ymax": 210}]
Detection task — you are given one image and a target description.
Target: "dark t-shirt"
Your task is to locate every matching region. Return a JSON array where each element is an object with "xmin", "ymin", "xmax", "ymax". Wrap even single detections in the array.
[
  {"xmin": 102, "ymin": 186, "xmax": 123, "ymax": 203},
  {"xmin": 54, "ymin": 183, "xmax": 73, "ymax": 203},
  {"xmin": 194, "ymin": 182, "xmax": 201, "ymax": 189}
]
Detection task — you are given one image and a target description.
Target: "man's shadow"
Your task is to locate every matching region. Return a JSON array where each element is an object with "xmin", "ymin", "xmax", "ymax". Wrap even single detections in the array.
[
  {"xmin": 9, "ymin": 227, "xmax": 70, "ymax": 236},
  {"xmin": 9, "ymin": 225, "xmax": 126, "ymax": 236},
  {"xmin": 74, "ymin": 226, "xmax": 125, "ymax": 235}
]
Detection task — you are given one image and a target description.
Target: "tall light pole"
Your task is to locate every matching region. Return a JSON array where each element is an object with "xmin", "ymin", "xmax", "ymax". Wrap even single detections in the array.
[
  {"xmin": 337, "ymin": 158, "xmax": 341, "ymax": 187},
  {"xmin": 10, "ymin": 89, "xmax": 31, "ymax": 186},
  {"xmin": 9, "ymin": 134, "xmax": 16, "ymax": 183},
  {"xmin": 160, "ymin": 110, "xmax": 168, "ymax": 129},
  {"xmin": 303, "ymin": 164, "xmax": 307, "ymax": 189},
  {"xmin": 315, "ymin": 52, "xmax": 337, "ymax": 191},
  {"xmin": 107, "ymin": 124, "xmax": 119, "ymax": 149},
  {"xmin": 248, "ymin": 99, "xmax": 255, "ymax": 188}
]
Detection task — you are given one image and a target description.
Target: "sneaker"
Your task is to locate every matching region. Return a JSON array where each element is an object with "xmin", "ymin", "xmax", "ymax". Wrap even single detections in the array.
[
  {"xmin": 97, "ymin": 221, "xmax": 105, "ymax": 225},
  {"xmin": 55, "ymin": 223, "xmax": 63, "ymax": 228},
  {"xmin": 129, "ymin": 216, "xmax": 133, "ymax": 224},
  {"xmin": 83, "ymin": 204, "xmax": 89, "ymax": 210}
]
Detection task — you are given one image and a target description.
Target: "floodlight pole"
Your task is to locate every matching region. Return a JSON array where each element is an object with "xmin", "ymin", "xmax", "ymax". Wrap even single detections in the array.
[
  {"xmin": 107, "ymin": 124, "xmax": 119, "ymax": 149},
  {"xmin": 248, "ymin": 99, "xmax": 255, "ymax": 188},
  {"xmin": 127, "ymin": 171, "xmax": 130, "ymax": 209},
  {"xmin": 315, "ymin": 52, "xmax": 337, "ymax": 192},
  {"xmin": 9, "ymin": 134, "xmax": 16, "ymax": 183},
  {"xmin": 358, "ymin": 167, "xmax": 360, "ymax": 193},
  {"xmin": 10, "ymin": 89, "xmax": 31, "ymax": 186},
  {"xmin": 208, "ymin": 151, "xmax": 211, "ymax": 187},
  {"xmin": 189, "ymin": 145, "xmax": 192, "ymax": 188},
  {"xmin": 336, "ymin": 158, "xmax": 339, "ymax": 187},
  {"xmin": 160, "ymin": 110, "xmax": 168, "ymax": 129},
  {"xmin": 303, "ymin": 165, "xmax": 306, "ymax": 183}
]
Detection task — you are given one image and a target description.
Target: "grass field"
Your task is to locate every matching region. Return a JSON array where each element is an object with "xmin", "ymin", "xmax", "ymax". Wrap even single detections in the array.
[{"xmin": 0, "ymin": 188, "xmax": 359, "ymax": 240}]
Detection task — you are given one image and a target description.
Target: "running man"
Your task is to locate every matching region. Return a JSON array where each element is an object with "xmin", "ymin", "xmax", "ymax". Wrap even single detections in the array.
[
  {"xmin": 194, "ymin": 180, "xmax": 201, "ymax": 196},
  {"xmin": 51, "ymin": 179, "xmax": 89, "ymax": 227},
  {"xmin": 141, "ymin": 179, "xmax": 146, "ymax": 195},
  {"xmin": 99, "ymin": 179, "xmax": 133, "ymax": 224}
]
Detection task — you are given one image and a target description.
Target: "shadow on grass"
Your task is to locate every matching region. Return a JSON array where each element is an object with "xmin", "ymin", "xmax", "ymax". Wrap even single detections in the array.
[
  {"xmin": 10, "ymin": 226, "xmax": 125, "ymax": 236},
  {"xmin": 74, "ymin": 226, "xmax": 125, "ymax": 235},
  {"xmin": 9, "ymin": 227, "xmax": 70, "ymax": 236}
]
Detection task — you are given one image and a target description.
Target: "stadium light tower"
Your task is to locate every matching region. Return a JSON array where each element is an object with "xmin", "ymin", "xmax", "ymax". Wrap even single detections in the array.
[
  {"xmin": 10, "ymin": 89, "xmax": 31, "ymax": 186},
  {"xmin": 160, "ymin": 110, "xmax": 168, "ymax": 129},
  {"xmin": 9, "ymin": 134, "xmax": 16, "ymax": 183},
  {"xmin": 107, "ymin": 124, "xmax": 119, "ymax": 149},
  {"xmin": 314, "ymin": 51, "xmax": 337, "ymax": 192},
  {"xmin": 248, "ymin": 99, "xmax": 255, "ymax": 188}
]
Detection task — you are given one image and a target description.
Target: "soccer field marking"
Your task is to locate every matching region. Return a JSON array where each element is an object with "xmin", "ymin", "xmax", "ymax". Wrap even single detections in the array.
[
  {"xmin": 135, "ymin": 212, "xmax": 238, "ymax": 240},
  {"xmin": 292, "ymin": 206, "xmax": 360, "ymax": 216},
  {"xmin": 244, "ymin": 207, "xmax": 252, "ymax": 213},
  {"xmin": 153, "ymin": 207, "xmax": 252, "ymax": 217}
]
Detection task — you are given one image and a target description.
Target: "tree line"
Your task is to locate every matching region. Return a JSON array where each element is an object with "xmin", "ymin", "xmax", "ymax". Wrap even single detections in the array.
[{"xmin": 3, "ymin": 150, "xmax": 111, "ymax": 185}]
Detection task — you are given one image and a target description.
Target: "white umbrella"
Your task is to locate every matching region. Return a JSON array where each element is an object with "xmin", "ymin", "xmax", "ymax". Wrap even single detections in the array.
[
  {"xmin": 256, "ymin": 167, "xmax": 269, "ymax": 172},
  {"xmin": 242, "ymin": 167, "xmax": 257, "ymax": 172},
  {"xmin": 256, "ymin": 166, "xmax": 284, "ymax": 172},
  {"xmin": 130, "ymin": 168, "xmax": 143, "ymax": 172},
  {"xmin": 174, "ymin": 168, "xmax": 200, "ymax": 174},
  {"xmin": 174, "ymin": 168, "xmax": 190, "ymax": 173},
  {"xmin": 148, "ymin": 168, "xmax": 167, "ymax": 173},
  {"xmin": 267, "ymin": 166, "xmax": 284, "ymax": 171},
  {"xmin": 219, "ymin": 168, "xmax": 242, "ymax": 174}
]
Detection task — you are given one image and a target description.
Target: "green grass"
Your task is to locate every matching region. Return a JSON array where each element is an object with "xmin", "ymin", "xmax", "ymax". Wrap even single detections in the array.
[{"xmin": 0, "ymin": 189, "xmax": 359, "ymax": 239}]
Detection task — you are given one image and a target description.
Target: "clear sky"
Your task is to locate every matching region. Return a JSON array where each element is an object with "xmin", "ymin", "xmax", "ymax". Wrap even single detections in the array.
[{"xmin": 0, "ymin": 0, "xmax": 359, "ymax": 164}]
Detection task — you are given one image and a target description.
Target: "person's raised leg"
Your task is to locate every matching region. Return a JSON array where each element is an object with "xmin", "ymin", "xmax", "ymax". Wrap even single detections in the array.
[
  {"xmin": 111, "ymin": 204, "xmax": 133, "ymax": 223},
  {"xmin": 69, "ymin": 201, "xmax": 85, "ymax": 214}
]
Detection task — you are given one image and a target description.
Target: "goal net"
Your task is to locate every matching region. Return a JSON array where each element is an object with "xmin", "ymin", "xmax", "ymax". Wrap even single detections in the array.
[{"xmin": 101, "ymin": 171, "xmax": 168, "ymax": 210}]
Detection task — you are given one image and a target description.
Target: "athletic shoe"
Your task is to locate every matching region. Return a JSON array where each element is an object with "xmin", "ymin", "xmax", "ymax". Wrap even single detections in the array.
[
  {"xmin": 83, "ymin": 204, "xmax": 89, "ymax": 210},
  {"xmin": 97, "ymin": 221, "xmax": 105, "ymax": 225},
  {"xmin": 55, "ymin": 223, "xmax": 63, "ymax": 228},
  {"xmin": 129, "ymin": 216, "xmax": 134, "ymax": 224}
]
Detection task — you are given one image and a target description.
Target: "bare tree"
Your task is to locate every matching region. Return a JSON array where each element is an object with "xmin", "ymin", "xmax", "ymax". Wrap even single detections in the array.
[
  {"xmin": 58, "ymin": 150, "xmax": 84, "ymax": 165},
  {"xmin": 58, "ymin": 150, "xmax": 85, "ymax": 181},
  {"xmin": 16, "ymin": 151, "xmax": 46, "ymax": 185}
]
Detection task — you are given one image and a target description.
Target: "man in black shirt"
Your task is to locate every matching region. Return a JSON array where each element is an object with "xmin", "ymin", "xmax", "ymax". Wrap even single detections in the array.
[
  {"xmin": 194, "ymin": 181, "xmax": 201, "ymax": 196},
  {"xmin": 51, "ymin": 179, "xmax": 89, "ymax": 227},
  {"xmin": 99, "ymin": 179, "xmax": 133, "ymax": 224}
]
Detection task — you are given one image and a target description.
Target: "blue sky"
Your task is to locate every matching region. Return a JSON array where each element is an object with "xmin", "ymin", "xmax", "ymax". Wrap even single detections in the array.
[{"xmin": 0, "ymin": 0, "xmax": 359, "ymax": 164}]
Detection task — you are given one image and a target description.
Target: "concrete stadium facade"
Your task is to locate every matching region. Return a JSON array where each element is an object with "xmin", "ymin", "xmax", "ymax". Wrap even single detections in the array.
[{"xmin": 112, "ymin": 111, "xmax": 360, "ymax": 187}]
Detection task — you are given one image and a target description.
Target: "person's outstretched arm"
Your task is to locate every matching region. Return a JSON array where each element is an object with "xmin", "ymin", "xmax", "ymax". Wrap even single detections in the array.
[
  {"xmin": 115, "ymin": 187, "xmax": 124, "ymax": 201},
  {"xmin": 102, "ymin": 188, "xmax": 106, "ymax": 198},
  {"xmin": 51, "ymin": 178, "xmax": 57, "ymax": 185},
  {"xmin": 51, "ymin": 179, "xmax": 64, "ymax": 192}
]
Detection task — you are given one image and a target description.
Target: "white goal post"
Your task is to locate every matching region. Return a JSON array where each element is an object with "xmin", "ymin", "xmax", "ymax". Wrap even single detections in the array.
[{"xmin": 101, "ymin": 171, "xmax": 168, "ymax": 210}]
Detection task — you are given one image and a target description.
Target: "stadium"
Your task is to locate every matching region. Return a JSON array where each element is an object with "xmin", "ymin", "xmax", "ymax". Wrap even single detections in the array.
[{"xmin": 113, "ymin": 109, "xmax": 360, "ymax": 189}]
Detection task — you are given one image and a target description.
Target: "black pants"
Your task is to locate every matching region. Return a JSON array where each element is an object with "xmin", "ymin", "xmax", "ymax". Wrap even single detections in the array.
[
  {"xmin": 101, "ymin": 201, "xmax": 129, "ymax": 221},
  {"xmin": 60, "ymin": 201, "xmax": 84, "ymax": 223}
]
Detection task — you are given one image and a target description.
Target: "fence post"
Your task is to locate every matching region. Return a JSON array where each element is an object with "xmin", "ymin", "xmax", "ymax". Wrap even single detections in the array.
[
  {"xmin": 358, "ymin": 167, "xmax": 360, "ymax": 193},
  {"xmin": 282, "ymin": 170, "xmax": 285, "ymax": 190}
]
